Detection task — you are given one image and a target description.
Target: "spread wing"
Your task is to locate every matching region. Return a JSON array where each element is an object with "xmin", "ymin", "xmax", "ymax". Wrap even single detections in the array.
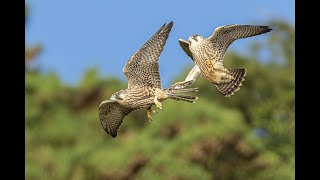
[
  {"xmin": 208, "ymin": 24, "xmax": 272, "ymax": 60},
  {"xmin": 99, "ymin": 100, "xmax": 136, "ymax": 138},
  {"xmin": 178, "ymin": 39, "xmax": 193, "ymax": 61},
  {"xmin": 123, "ymin": 21, "xmax": 174, "ymax": 89}
]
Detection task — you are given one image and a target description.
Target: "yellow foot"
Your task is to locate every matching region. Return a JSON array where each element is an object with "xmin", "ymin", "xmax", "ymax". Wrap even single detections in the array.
[
  {"xmin": 171, "ymin": 81, "xmax": 186, "ymax": 89},
  {"xmin": 173, "ymin": 81, "xmax": 184, "ymax": 86},
  {"xmin": 154, "ymin": 96, "xmax": 163, "ymax": 110},
  {"xmin": 147, "ymin": 107, "xmax": 157, "ymax": 122}
]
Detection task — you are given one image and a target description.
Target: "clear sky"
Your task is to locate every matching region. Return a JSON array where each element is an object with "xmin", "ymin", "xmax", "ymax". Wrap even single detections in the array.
[{"xmin": 26, "ymin": 0, "xmax": 294, "ymax": 88}]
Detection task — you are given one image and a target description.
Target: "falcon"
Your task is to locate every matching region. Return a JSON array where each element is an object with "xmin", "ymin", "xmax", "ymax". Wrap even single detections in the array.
[
  {"xmin": 174, "ymin": 24, "xmax": 272, "ymax": 97},
  {"xmin": 99, "ymin": 21, "xmax": 198, "ymax": 137}
]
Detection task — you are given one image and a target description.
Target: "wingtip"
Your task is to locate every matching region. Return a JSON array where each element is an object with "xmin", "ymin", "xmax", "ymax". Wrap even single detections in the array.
[
  {"xmin": 110, "ymin": 132, "xmax": 117, "ymax": 138},
  {"xmin": 162, "ymin": 21, "xmax": 174, "ymax": 28},
  {"xmin": 261, "ymin": 25, "xmax": 273, "ymax": 32},
  {"xmin": 104, "ymin": 128, "xmax": 117, "ymax": 138},
  {"xmin": 243, "ymin": 25, "xmax": 273, "ymax": 33},
  {"xmin": 265, "ymin": 26, "xmax": 273, "ymax": 32},
  {"xmin": 166, "ymin": 21, "xmax": 174, "ymax": 28}
]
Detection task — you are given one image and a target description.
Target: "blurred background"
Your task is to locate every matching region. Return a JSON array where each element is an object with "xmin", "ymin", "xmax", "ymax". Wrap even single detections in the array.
[{"xmin": 25, "ymin": 0, "xmax": 294, "ymax": 179}]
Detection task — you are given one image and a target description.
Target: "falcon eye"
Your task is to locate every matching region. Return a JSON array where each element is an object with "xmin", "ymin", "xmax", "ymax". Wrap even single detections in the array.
[
  {"xmin": 110, "ymin": 93, "xmax": 119, "ymax": 101},
  {"xmin": 192, "ymin": 35, "xmax": 198, "ymax": 42}
]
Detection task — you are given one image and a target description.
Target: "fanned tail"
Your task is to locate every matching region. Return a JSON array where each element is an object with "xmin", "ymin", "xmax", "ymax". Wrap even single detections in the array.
[{"xmin": 215, "ymin": 69, "xmax": 247, "ymax": 97}]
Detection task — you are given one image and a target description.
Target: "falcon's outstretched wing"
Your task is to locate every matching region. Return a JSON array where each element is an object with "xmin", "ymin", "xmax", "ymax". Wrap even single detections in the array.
[
  {"xmin": 99, "ymin": 100, "xmax": 136, "ymax": 138},
  {"xmin": 123, "ymin": 21, "xmax": 174, "ymax": 89},
  {"xmin": 208, "ymin": 24, "xmax": 272, "ymax": 59}
]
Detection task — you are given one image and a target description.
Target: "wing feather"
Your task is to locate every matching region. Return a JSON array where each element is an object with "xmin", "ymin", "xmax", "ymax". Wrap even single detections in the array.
[
  {"xmin": 123, "ymin": 21, "xmax": 174, "ymax": 89},
  {"xmin": 98, "ymin": 100, "xmax": 136, "ymax": 138},
  {"xmin": 208, "ymin": 24, "xmax": 272, "ymax": 57}
]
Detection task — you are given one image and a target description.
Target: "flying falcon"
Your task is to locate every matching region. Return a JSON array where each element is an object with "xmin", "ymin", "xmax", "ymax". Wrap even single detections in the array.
[
  {"xmin": 174, "ymin": 24, "xmax": 272, "ymax": 97},
  {"xmin": 99, "ymin": 21, "xmax": 198, "ymax": 138}
]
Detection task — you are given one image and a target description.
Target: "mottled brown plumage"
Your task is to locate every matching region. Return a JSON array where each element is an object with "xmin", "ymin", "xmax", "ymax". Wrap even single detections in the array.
[
  {"xmin": 174, "ymin": 24, "xmax": 272, "ymax": 97},
  {"xmin": 99, "ymin": 21, "xmax": 198, "ymax": 137}
]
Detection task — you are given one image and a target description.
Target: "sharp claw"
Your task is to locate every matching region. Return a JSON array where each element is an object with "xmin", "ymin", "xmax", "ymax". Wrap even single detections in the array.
[
  {"xmin": 154, "ymin": 96, "xmax": 163, "ymax": 110},
  {"xmin": 147, "ymin": 106, "xmax": 160, "ymax": 122},
  {"xmin": 169, "ymin": 82, "xmax": 183, "ymax": 89},
  {"xmin": 171, "ymin": 80, "xmax": 194, "ymax": 89},
  {"xmin": 186, "ymin": 80, "xmax": 193, "ymax": 86},
  {"xmin": 147, "ymin": 107, "xmax": 153, "ymax": 122},
  {"xmin": 153, "ymin": 109, "xmax": 158, "ymax": 114},
  {"xmin": 175, "ymin": 83, "xmax": 185, "ymax": 89},
  {"xmin": 147, "ymin": 114, "xmax": 154, "ymax": 122}
]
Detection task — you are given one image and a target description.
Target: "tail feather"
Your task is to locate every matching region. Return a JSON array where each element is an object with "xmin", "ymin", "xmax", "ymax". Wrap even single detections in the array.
[
  {"xmin": 215, "ymin": 69, "xmax": 247, "ymax": 97},
  {"xmin": 168, "ymin": 94, "xmax": 198, "ymax": 103},
  {"xmin": 170, "ymin": 87, "xmax": 199, "ymax": 93},
  {"xmin": 170, "ymin": 94, "xmax": 198, "ymax": 103},
  {"xmin": 166, "ymin": 86, "xmax": 198, "ymax": 103}
]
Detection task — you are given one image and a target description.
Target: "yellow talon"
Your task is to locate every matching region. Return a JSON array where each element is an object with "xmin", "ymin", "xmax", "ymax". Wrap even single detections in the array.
[
  {"xmin": 147, "ymin": 107, "xmax": 158, "ymax": 122},
  {"xmin": 154, "ymin": 96, "xmax": 163, "ymax": 110},
  {"xmin": 171, "ymin": 81, "xmax": 186, "ymax": 89},
  {"xmin": 174, "ymin": 81, "xmax": 184, "ymax": 86}
]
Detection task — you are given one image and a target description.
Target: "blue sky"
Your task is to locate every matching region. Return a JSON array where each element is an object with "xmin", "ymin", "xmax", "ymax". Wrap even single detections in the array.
[{"xmin": 26, "ymin": 0, "xmax": 294, "ymax": 88}]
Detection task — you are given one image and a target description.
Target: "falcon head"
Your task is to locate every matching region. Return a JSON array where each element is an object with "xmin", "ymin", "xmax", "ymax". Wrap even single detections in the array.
[
  {"xmin": 188, "ymin": 34, "xmax": 205, "ymax": 44},
  {"xmin": 110, "ymin": 89, "xmax": 127, "ymax": 102}
]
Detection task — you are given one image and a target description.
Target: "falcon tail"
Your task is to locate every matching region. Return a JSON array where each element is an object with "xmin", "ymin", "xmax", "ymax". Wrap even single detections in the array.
[
  {"xmin": 166, "ymin": 87, "xmax": 199, "ymax": 103},
  {"xmin": 215, "ymin": 69, "xmax": 247, "ymax": 97}
]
